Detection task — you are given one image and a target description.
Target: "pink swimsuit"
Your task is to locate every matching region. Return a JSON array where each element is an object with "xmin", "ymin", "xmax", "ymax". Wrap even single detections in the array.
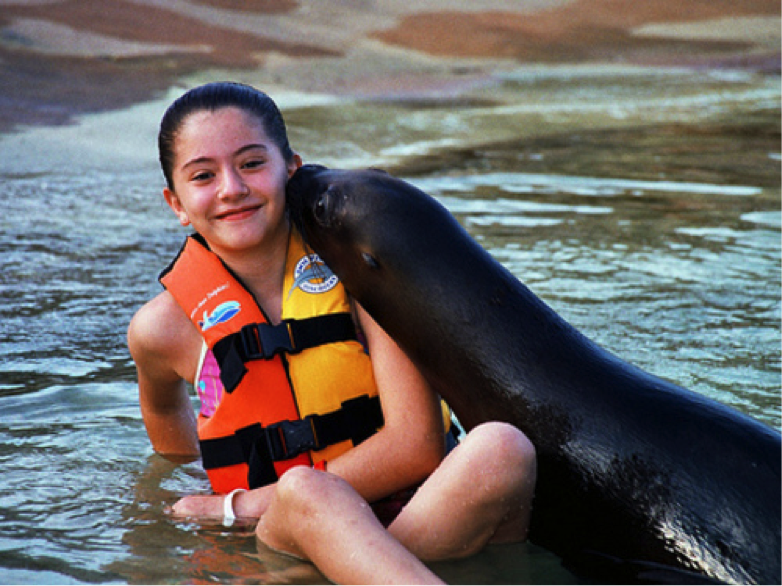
[{"xmin": 194, "ymin": 344, "xmax": 224, "ymax": 418}]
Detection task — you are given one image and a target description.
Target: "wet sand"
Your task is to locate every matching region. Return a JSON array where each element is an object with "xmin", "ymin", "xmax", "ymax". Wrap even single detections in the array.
[{"xmin": 0, "ymin": 0, "xmax": 779, "ymax": 132}]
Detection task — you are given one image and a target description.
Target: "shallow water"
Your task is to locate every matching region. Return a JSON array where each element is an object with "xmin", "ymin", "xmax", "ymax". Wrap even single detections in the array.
[{"xmin": 0, "ymin": 65, "xmax": 779, "ymax": 584}]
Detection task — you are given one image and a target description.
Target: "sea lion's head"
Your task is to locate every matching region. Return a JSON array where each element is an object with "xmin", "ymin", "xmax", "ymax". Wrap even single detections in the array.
[{"xmin": 287, "ymin": 165, "xmax": 456, "ymax": 299}]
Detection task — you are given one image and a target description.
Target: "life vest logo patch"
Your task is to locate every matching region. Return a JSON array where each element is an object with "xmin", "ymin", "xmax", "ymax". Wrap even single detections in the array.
[
  {"xmin": 289, "ymin": 254, "xmax": 339, "ymax": 297},
  {"xmin": 199, "ymin": 300, "xmax": 241, "ymax": 331}
]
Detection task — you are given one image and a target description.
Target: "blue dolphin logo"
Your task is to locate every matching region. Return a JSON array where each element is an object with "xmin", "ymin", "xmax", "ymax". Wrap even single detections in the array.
[{"xmin": 199, "ymin": 300, "xmax": 241, "ymax": 331}]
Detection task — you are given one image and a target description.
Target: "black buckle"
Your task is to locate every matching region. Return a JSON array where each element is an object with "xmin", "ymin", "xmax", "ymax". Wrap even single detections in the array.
[
  {"xmin": 240, "ymin": 322, "xmax": 295, "ymax": 360},
  {"xmin": 264, "ymin": 417, "xmax": 319, "ymax": 461}
]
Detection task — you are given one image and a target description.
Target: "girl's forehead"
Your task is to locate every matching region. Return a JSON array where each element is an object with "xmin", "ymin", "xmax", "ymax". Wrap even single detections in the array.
[{"xmin": 175, "ymin": 107, "xmax": 271, "ymax": 152}]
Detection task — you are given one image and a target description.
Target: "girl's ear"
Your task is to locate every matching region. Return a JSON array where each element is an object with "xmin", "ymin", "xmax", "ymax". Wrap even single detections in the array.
[
  {"xmin": 164, "ymin": 188, "xmax": 191, "ymax": 226},
  {"xmin": 287, "ymin": 153, "xmax": 303, "ymax": 178}
]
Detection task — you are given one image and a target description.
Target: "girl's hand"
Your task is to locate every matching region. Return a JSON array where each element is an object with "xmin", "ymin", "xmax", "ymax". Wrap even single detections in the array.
[
  {"xmin": 171, "ymin": 493, "xmax": 227, "ymax": 519},
  {"xmin": 171, "ymin": 485, "xmax": 275, "ymax": 520}
]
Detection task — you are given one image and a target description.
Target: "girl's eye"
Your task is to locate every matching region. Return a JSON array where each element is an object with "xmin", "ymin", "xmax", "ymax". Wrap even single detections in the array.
[
  {"xmin": 191, "ymin": 171, "xmax": 213, "ymax": 182},
  {"xmin": 243, "ymin": 159, "xmax": 265, "ymax": 169}
]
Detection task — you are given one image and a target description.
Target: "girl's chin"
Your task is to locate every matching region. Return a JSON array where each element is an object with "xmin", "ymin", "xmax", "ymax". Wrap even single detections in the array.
[{"xmin": 209, "ymin": 226, "xmax": 288, "ymax": 254}]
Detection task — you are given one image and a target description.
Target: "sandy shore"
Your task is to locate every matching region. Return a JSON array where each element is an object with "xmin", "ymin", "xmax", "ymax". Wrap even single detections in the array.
[{"xmin": 0, "ymin": 0, "xmax": 779, "ymax": 131}]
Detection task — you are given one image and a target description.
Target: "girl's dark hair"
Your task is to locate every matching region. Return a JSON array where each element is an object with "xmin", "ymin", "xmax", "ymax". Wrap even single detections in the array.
[{"xmin": 158, "ymin": 82, "xmax": 294, "ymax": 189}]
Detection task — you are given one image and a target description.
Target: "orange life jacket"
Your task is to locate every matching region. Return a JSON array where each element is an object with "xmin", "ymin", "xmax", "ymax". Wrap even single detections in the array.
[{"xmin": 160, "ymin": 229, "xmax": 381, "ymax": 494}]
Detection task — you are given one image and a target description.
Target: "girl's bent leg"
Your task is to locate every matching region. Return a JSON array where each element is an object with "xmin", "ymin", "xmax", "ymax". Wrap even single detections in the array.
[
  {"xmin": 389, "ymin": 421, "xmax": 537, "ymax": 561},
  {"xmin": 256, "ymin": 467, "xmax": 444, "ymax": 585}
]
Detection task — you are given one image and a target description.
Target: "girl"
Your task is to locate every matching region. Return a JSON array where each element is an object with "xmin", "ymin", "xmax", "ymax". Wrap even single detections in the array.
[{"xmin": 128, "ymin": 82, "xmax": 536, "ymax": 585}]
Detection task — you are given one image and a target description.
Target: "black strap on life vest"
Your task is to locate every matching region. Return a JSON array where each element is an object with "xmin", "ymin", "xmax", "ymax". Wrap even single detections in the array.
[
  {"xmin": 212, "ymin": 312, "xmax": 358, "ymax": 393},
  {"xmin": 200, "ymin": 394, "xmax": 384, "ymax": 489}
]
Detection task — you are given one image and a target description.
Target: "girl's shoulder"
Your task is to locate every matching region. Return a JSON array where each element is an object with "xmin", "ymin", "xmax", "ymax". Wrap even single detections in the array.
[{"xmin": 128, "ymin": 291, "xmax": 200, "ymax": 369}]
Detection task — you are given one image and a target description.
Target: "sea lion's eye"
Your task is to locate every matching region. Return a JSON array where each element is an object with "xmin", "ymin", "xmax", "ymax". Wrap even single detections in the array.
[{"xmin": 361, "ymin": 252, "xmax": 380, "ymax": 269}]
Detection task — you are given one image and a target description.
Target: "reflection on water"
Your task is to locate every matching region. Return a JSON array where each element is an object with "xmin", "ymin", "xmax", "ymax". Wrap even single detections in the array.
[{"xmin": 0, "ymin": 66, "xmax": 779, "ymax": 584}]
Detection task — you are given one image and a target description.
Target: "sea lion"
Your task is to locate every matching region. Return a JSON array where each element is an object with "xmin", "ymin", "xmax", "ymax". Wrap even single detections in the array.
[{"xmin": 286, "ymin": 165, "xmax": 781, "ymax": 585}]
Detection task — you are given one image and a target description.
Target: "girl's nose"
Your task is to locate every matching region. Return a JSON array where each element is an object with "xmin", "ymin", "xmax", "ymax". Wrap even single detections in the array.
[{"xmin": 220, "ymin": 168, "xmax": 249, "ymax": 199}]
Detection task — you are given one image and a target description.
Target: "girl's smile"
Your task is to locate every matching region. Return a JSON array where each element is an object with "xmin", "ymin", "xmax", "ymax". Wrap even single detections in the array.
[{"xmin": 215, "ymin": 203, "xmax": 263, "ymax": 222}]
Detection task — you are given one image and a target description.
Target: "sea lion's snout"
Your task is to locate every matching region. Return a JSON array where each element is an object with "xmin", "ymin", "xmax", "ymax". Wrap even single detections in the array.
[
  {"xmin": 313, "ymin": 192, "xmax": 327, "ymax": 221},
  {"xmin": 287, "ymin": 164, "xmax": 328, "ymax": 201},
  {"xmin": 313, "ymin": 188, "xmax": 335, "ymax": 225},
  {"xmin": 287, "ymin": 164, "xmax": 335, "ymax": 234}
]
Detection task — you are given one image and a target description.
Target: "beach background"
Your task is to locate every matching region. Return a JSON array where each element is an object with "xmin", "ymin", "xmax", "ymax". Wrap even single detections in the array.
[
  {"xmin": 0, "ymin": 1, "xmax": 779, "ymax": 584},
  {"xmin": 1, "ymin": 0, "xmax": 779, "ymax": 131}
]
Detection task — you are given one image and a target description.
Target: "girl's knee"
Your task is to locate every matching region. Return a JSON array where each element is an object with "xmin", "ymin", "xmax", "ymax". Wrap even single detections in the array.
[
  {"xmin": 464, "ymin": 423, "xmax": 537, "ymax": 544},
  {"xmin": 256, "ymin": 467, "xmax": 335, "ymax": 552},
  {"xmin": 459, "ymin": 422, "xmax": 537, "ymax": 502},
  {"xmin": 276, "ymin": 466, "xmax": 320, "ymax": 496},
  {"xmin": 272, "ymin": 466, "xmax": 332, "ymax": 517},
  {"xmin": 272, "ymin": 466, "xmax": 365, "ymax": 519},
  {"xmin": 465, "ymin": 422, "xmax": 536, "ymax": 471}
]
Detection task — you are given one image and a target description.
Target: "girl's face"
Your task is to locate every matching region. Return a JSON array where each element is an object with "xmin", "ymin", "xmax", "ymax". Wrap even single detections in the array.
[{"xmin": 164, "ymin": 107, "xmax": 301, "ymax": 257}]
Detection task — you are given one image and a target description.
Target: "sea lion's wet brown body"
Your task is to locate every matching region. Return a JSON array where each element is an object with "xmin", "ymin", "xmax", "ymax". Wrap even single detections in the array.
[{"xmin": 286, "ymin": 165, "xmax": 781, "ymax": 585}]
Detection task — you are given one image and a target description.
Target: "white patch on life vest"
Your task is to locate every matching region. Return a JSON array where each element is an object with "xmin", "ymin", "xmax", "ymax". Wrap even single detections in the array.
[{"xmin": 289, "ymin": 254, "xmax": 339, "ymax": 296}]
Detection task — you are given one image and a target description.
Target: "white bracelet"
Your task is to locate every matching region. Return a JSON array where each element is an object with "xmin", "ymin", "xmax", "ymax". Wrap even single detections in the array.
[{"xmin": 222, "ymin": 488, "xmax": 247, "ymax": 527}]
